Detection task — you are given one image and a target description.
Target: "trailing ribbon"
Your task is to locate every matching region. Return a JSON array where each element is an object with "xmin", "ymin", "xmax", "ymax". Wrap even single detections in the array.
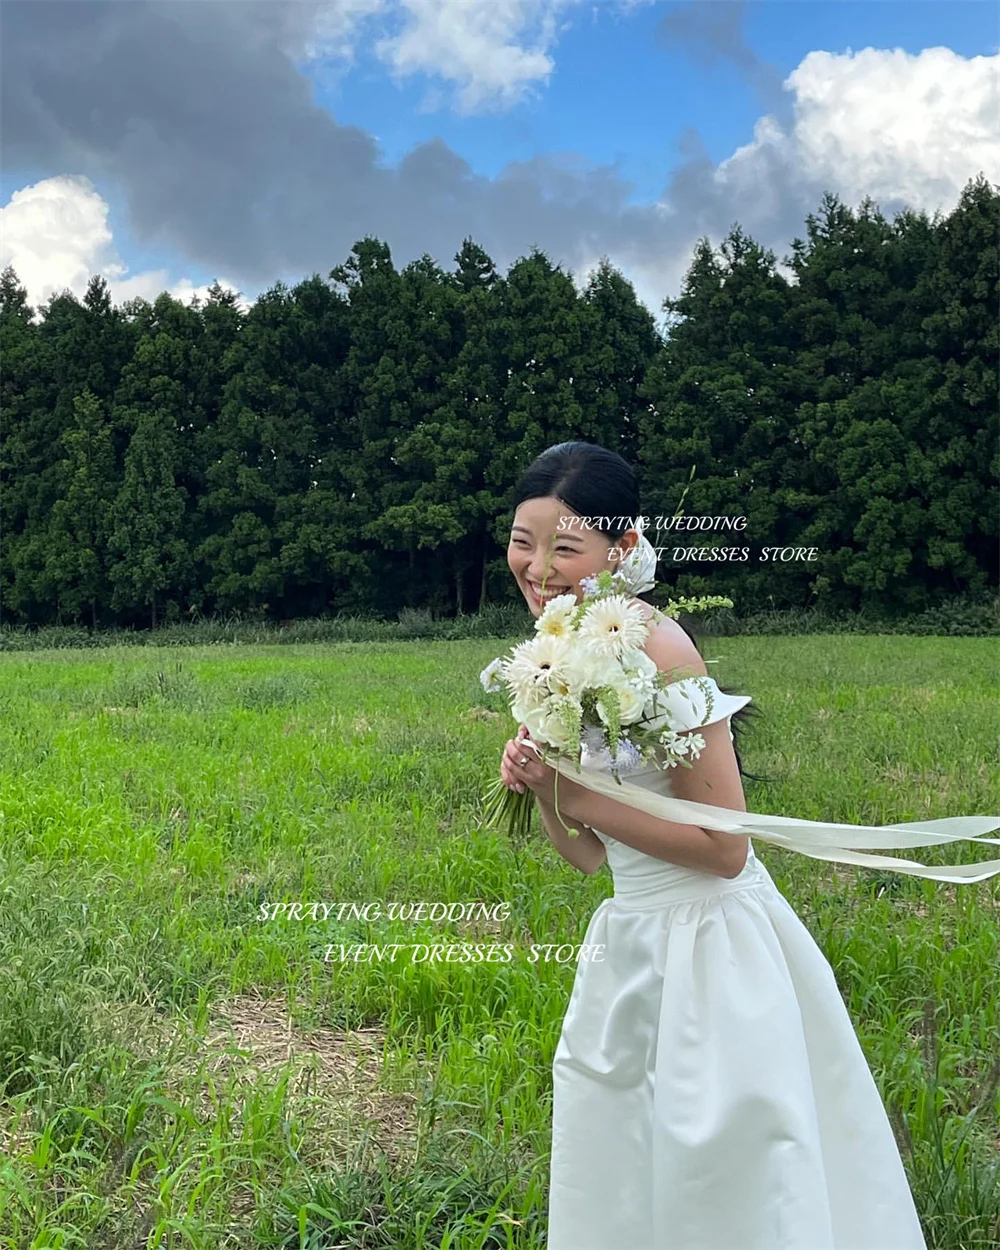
[{"xmin": 522, "ymin": 740, "xmax": 1000, "ymax": 884}]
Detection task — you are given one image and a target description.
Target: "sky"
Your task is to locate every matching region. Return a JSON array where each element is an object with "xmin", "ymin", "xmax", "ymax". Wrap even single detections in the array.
[{"xmin": 1, "ymin": 1, "xmax": 997, "ymax": 326}]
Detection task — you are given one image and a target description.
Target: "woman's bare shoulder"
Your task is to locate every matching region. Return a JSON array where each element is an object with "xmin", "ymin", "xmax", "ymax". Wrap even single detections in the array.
[
  {"xmin": 630, "ymin": 598, "xmax": 658, "ymax": 622},
  {"xmin": 630, "ymin": 599, "xmax": 688, "ymax": 641},
  {"xmin": 631, "ymin": 601, "xmax": 707, "ymax": 678}
]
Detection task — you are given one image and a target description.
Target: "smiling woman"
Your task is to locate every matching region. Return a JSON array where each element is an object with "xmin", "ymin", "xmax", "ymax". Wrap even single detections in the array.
[
  {"xmin": 501, "ymin": 441, "xmax": 930, "ymax": 1250},
  {"xmin": 505, "ymin": 440, "xmax": 763, "ymax": 785},
  {"xmin": 508, "ymin": 496, "xmax": 625, "ymax": 610}
]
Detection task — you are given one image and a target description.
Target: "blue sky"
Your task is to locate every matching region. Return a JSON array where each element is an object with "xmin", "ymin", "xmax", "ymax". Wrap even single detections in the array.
[
  {"xmin": 317, "ymin": 1, "xmax": 998, "ymax": 201},
  {"xmin": 1, "ymin": 0, "xmax": 997, "ymax": 319}
]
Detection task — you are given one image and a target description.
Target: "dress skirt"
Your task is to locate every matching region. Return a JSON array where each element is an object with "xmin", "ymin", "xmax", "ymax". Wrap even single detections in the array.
[{"xmin": 546, "ymin": 844, "xmax": 928, "ymax": 1250}]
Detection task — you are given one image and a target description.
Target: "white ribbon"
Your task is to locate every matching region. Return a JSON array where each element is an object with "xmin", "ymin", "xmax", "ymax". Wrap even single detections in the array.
[
  {"xmin": 521, "ymin": 522, "xmax": 1000, "ymax": 883},
  {"xmin": 522, "ymin": 739, "xmax": 1000, "ymax": 884}
]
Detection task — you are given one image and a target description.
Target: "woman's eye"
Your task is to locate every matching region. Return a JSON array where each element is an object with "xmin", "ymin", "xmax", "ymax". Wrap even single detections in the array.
[{"xmin": 511, "ymin": 539, "xmax": 574, "ymax": 554}]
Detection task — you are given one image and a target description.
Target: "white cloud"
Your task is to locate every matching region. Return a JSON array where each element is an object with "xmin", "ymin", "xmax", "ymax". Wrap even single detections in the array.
[
  {"xmin": 584, "ymin": 46, "xmax": 1000, "ymax": 314},
  {"xmin": 299, "ymin": 0, "xmax": 388, "ymax": 61},
  {"xmin": 790, "ymin": 46, "xmax": 1000, "ymax": 210},
  {"xmin": 1, "ymin": 176, "xmax": 122, "ymax": 307},
  {"xmin": 374, "ymin": 0, "xmax": 581, "ymax": 113},
  {"xmin": 0, "ymin": 176, "xmax": 248, "ymax": 322},
  {"xmin": 614, "ymin": 45, "xmax": 1000, "ymax": 312},
  {"xmin": 718, "ymin": 46, "xmax": 1000, "ymax": 216},
  {"xmin": 288, "ymin": 0, "xmax": 387, "ymax": 94},
  {"xmin": 296, "ymin": 0, "xmax": 588, "ymax": 113}
]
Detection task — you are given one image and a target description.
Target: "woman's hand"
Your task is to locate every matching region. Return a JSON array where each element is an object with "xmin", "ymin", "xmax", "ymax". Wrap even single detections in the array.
[
  {"xmin": 500, "ymin": 724, "xmax": 559, "ymax": 806},
  {"xmin": 500, "ymin": 724, "xmax": 532, "ymax": 795}
]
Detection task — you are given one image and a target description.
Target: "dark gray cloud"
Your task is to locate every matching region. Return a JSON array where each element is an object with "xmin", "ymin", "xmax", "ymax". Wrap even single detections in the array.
[
  {"xmin": 656, "ymin": 1, "xmax": 793, "ymax": 123},
  {"xmin": 0, "ymin": 1, "xmax": 862, "ymax": 310}
]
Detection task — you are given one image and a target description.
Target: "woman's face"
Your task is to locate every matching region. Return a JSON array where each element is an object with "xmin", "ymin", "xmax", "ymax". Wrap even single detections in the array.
[{"xmin": 507, "ymin": 496, "xmax": 638, "ymax": 616}]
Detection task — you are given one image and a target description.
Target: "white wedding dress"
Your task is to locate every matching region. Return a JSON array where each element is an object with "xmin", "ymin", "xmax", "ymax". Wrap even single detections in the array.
[{"xmin": 546, "ymin": 678, "xmax": 928, "ymax": 1250}]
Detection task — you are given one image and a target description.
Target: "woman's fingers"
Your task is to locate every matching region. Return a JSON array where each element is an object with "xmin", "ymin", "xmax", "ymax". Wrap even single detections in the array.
[
  {"xmin": 500, "ymin": 740, "xmax": 515, "ymax": 788},
  {"xmin": 502, "ymin": 738, "xmax": 527, "ymax": 794},
  {"xmin": 501, "ymin": 730, "xmax": 539, "ymax": 795},
  {"xmin": 503, "ymin": 742, "xmax": 520, "ymax": 786}
]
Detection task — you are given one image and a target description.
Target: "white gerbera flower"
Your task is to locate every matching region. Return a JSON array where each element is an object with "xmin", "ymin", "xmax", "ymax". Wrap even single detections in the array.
[
  {"xmin": 544, "ymin": 655, "xmax": 584, "ymax": 699},
  {"xmin": 577, "ymin": 595, "xmax": 649, "ymax": 659},
  {"xmin": 505, "ymin": 633, "xmax": 572, "ymax": 705},
  {"xmin": 479, "ymin": 658, "xmax": 507, "ymax": 693},
  {"xmin": 534, "ymin": 593, "xmax": 579, "ymax": 637}
]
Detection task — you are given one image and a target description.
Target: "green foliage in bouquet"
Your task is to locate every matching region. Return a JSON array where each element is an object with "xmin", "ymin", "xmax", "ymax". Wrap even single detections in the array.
[{"xmin": 476, "ymin": 571, "xmax": 734, "ymax": 842}]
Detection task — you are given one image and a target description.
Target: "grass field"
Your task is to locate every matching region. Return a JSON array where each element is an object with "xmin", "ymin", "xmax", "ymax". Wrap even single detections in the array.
[{"xmin": 0, "ymin": 635, "xmax": 998, "ymax": 1249}]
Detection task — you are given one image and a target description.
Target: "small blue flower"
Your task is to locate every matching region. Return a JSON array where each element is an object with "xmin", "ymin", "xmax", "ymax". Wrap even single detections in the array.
[
  {"xmin": 608, "ymin": 737, "xmax": 642, "ymax": 776},
  {"xmin": 581, "ymin": 730, "xmax": 643, "ymax": 776}
]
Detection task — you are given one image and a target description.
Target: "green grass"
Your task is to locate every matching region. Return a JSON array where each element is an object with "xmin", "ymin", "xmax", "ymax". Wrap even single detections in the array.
[{"xmin": 0, "ymin": 636, "xmax": 997, "ymax": 1249}]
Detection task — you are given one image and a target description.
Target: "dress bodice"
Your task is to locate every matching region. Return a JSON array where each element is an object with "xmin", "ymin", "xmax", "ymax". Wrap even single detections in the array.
[{"xmin": 581, "ymin": 676, "xmax": 761, "ymax": 907}]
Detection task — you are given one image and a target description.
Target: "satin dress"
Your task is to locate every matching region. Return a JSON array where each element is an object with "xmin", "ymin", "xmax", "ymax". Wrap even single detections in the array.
[{"xmin": 546, "ymin": 677, "xmax": 927, "ymax": 1250}]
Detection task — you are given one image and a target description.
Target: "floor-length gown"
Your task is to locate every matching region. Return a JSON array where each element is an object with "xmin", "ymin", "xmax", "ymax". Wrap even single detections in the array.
[{"xmin": 546, "ymin": 677, "xmax": 928, "ymax": 1250}]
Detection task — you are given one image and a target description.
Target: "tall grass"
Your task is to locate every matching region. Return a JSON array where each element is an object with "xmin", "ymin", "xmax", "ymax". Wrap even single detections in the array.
[{"xmin": 0, "ymin": 635, "xmax": 997, "ymax": 1248}]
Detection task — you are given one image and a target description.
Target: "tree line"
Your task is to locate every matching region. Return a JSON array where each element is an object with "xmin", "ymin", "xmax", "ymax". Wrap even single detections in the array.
[{"xmin": 1, "ymin": 175, "xmax": 996, "ymax": 629}]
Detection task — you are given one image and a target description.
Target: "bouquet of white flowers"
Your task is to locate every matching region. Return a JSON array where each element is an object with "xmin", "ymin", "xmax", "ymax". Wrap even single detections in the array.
[{"xmin": 477, "ymin": 568, "xmax": 734, "ymax": 841}]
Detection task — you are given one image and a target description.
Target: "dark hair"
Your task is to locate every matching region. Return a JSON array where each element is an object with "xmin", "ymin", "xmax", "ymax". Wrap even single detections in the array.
[{"xmin": 511, "ymin": 440, "xmax": 768, "ymax": 786}]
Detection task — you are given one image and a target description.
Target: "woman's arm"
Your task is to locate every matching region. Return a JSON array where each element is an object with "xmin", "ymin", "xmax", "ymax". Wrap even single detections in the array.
[
  {"xmin": 536, "ymin": 794, "xmax": 607, "ymax": 875},
  {"xmin": 554, "ymin": 722, "xmax": 747, "ymax": 879}
]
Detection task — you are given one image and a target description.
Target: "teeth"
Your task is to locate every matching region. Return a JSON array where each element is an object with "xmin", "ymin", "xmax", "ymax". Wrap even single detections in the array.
[{"xmin": 529, "ymin": 582, "xmax": 568, "ymax": 601}]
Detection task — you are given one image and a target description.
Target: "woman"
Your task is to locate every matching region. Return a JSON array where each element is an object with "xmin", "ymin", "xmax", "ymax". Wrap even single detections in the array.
[{"xmin": 501, "ymin": 442, "xmax": 928, "ymax": 1250}]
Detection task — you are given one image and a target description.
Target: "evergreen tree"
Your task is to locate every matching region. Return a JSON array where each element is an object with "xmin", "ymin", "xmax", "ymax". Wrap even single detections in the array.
[
  {"xmin": 330, "ymin": 240, "xmax": 466, "ymax": 614},
  {"xmin": 382, "ymin": 240, "xmax": 505, "ymax": 612},
  {"xmin": 107, "ymin": 407, "xmax": 189, "ymax": 628},
  {"xmin": 0, "ymin": 265, "xmax": 43, "ymax": 623},
  {"xmin": 639, "ymin": 228, "xmax": 801, "ymax": 605},
  {"xmin": 489, "ymin": 249, "xmax": 595, "ymax": 503},
  {"xmin": 580, "ymin": 258, "xmax": 661, "ymax": 465},
  {"xmin": 196, "ymin": 276, "xmax": 349, "ymax": 614},
  {"xmin": 45, "ymin": 387, "xmax": 117, "ymax": 627},
  {"xmin": 1, "ymin": 180, "xmax": 995, "ymax": 627}
]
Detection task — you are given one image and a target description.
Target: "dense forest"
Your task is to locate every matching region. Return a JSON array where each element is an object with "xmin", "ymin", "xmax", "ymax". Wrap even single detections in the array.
[{"xmin": 1, "ymin": 176, "xmax": 996, "ymax": 629}]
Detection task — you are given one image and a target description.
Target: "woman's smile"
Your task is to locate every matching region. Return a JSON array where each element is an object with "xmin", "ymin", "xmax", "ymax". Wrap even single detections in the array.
[
  {"xmin": 508, "ymin": 494, "xmax": 638, "ymax": 616},
  {"xmin": 526, "ymin": 579, "xmax": 571, "ymax": 606}
]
